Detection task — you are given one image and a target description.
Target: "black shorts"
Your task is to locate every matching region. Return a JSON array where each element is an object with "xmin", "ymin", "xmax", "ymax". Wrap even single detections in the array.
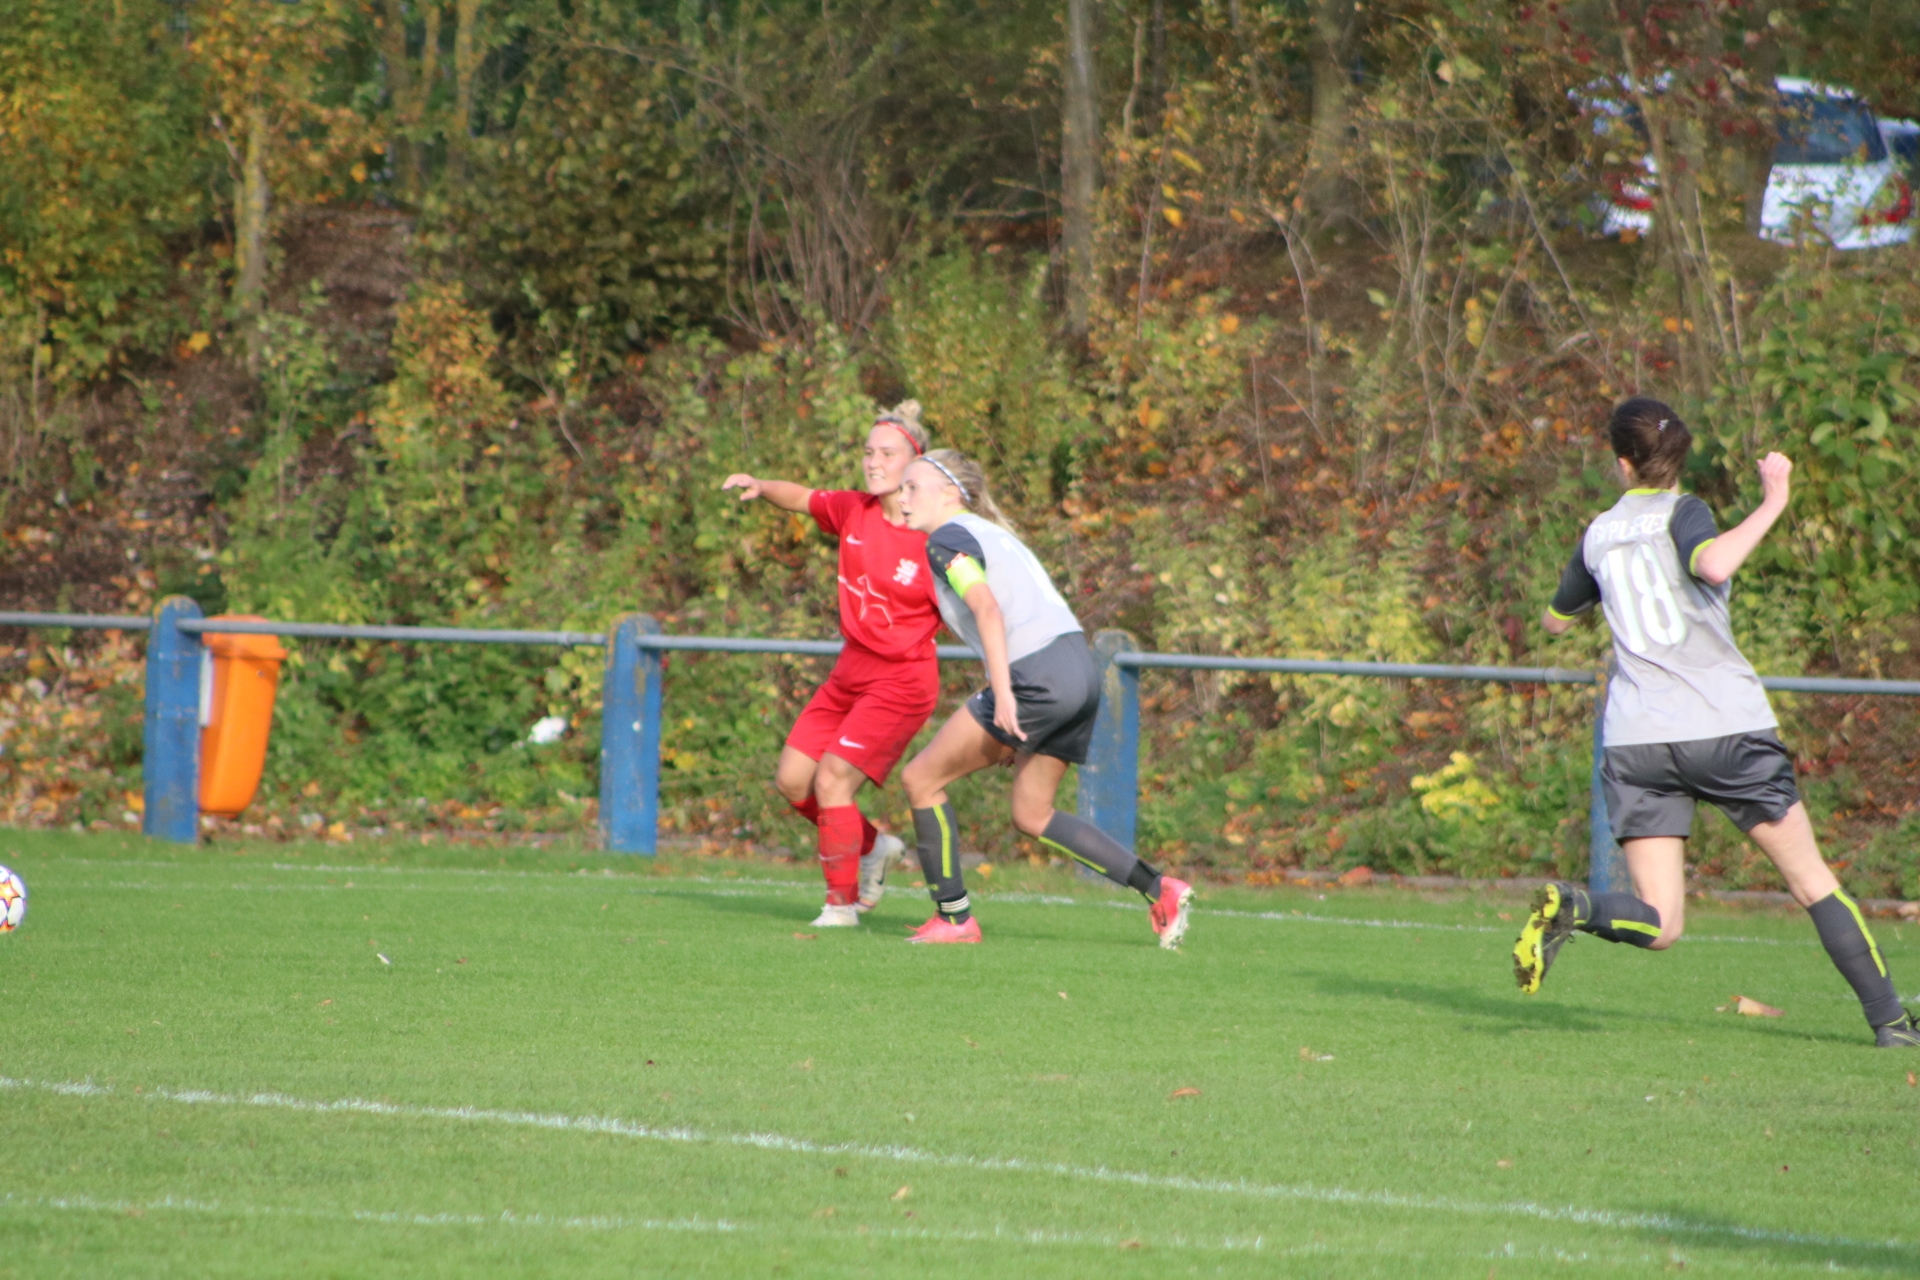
[
  {"xmin": 1601, "ymin": 730, "xmax": 1800, "ymax": 840},
  {"xmin": 966, "ymin": 632, "xmax": 1101, "ymax": 764}
]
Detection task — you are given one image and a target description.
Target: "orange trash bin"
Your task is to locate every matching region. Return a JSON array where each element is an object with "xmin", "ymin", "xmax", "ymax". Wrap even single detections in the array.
[{"xmin": 198, "ymin": 617, "xmax": 288, "ymax": 818}]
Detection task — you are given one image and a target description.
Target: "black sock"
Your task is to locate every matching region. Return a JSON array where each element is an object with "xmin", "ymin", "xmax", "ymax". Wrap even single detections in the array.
[
  {"xmin": 1576, "ymin": 890, "xmax": 1663, "ymax": 948},
  {"xmin": 1039, "ymin": 812, "xmax": 1157, "ymax": 897},
  {"xmin": 1808, "ymin": 890, "xmax": 1906, "ymax": 1029},
  {"xmin": 912, "ymin": 804, "xmax": 969, "ymax": 924}
]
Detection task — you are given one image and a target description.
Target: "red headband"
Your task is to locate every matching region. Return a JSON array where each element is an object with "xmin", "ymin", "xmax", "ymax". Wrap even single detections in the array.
[{"xmin": 876, "ymin": 418, "xmax": 923, "ymax": 455}]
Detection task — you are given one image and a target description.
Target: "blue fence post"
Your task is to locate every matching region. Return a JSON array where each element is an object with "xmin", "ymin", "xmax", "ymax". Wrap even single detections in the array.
[
  {"xmin": 1587, "ymin": 677, "xmax": 1628, "ymax": 893},
  {"xmin": 1081, "ymin": 629, "xmax": 1141, "ymax": 851},
  {"xmin": 600, "ymin": 613, "xmax": 662, "ymax": 854},
  {"xmin": 142, "ymin": 595, "xmax": 204, "ymax": 844}
]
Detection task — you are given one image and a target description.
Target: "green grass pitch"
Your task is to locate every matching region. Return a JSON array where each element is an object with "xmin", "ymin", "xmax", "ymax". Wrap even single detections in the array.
[{"xmin": 2, "ymin": 828, "xmax": 1918, "ymax": 1277}]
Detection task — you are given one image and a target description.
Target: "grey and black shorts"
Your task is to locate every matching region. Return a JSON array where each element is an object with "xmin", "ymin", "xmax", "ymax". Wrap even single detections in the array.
[
  {"xmin": 966, "ymin": 632, "xmax": 1101, "ymax": 764},
  {"xmin": 1601, "ymin": 730, "xmax": 1800, "ymax": 840}
]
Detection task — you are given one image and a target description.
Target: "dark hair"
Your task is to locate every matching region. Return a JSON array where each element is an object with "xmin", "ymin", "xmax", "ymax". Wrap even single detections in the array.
[{"xmin": 1607, "ymin": 396, "xmax": 1693, "ymax": 489}]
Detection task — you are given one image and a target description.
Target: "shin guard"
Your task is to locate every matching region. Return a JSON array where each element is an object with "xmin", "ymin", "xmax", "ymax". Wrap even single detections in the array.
[
  {"xmin": 1039, "ymin": 812, "xmax": 1160, "ymax": 899},
  {"xmin": 911, "ymin": 804, "xmax": 970, "ymax": 921},
  {"xmin": 1808, "ymin": 890, "xmax": 1906, "ymax": 1029},
  {"xmin": 816, "ymin": 805, "xmax": 864, "ymax": 907}
]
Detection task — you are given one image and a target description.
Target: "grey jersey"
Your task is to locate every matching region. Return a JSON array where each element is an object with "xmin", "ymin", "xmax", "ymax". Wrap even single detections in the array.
[
  {"xmin": 1551, "ymin": 490, "xmax": 1775, "ymax": 747},
  {"xmin": 924, "ymin": 513, "xmax": 1082, "ymax": 663}
]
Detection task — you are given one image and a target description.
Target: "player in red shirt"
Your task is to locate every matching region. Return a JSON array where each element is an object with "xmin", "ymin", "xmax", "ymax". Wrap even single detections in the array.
[{"xmin": 721, "ymin": 401, "xmax": 943, "ymax": 926}]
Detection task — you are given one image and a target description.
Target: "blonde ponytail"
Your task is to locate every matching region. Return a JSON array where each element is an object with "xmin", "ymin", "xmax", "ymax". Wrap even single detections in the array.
[{"xmin": 923, "ymin": 448, "xmax": 1016, "ymax": 535}]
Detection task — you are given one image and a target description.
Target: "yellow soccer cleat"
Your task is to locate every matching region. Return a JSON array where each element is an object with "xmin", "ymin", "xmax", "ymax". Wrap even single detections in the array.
[{"xmin": 1513, "ymin": 882, "xmax": 1579, "ymax": 994}]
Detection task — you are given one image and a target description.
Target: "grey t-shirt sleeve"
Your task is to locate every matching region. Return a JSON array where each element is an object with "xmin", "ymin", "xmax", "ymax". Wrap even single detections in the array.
[
  {"xmin": 925, "ymin": 523, "xmax": 986, "ymax": 580},
  {"xmin": 1669, "ymin": 494, "xmax": 1720, "ymax": 579},
  {"xmin": 1548, "ymin": 528, "xmax": 1601, "ymax": 619}
]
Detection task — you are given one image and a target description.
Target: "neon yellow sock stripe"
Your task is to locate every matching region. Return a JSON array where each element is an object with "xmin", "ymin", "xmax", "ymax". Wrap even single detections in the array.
[
  {"xmin": 1834, "ymin": 889, "xmax": 1887, "ymax": 977},
  {"xmin": 1039, "ymin": 835, "xmax": 1102, "ymax": 873},
  {"xmin": 935, "ymin": 805, "xmax": 953, "ymax": 881},
  {"xmin": 1608, "ymin": 918, "xmax": 1662, "ymax": 938}
]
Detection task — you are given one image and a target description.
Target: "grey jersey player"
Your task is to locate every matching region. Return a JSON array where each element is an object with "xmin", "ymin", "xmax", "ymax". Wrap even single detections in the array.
[
  {"xmin": 1513, "ymin": 397, "xmax": 1917, "ymax": 1048},
  {"xmin": 889, "ymin": 449, "xmax": 1193, "ymax": 949}
]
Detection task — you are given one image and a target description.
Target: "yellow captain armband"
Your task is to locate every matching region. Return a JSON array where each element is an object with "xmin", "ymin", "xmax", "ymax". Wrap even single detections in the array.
[
  {"xmin": 944, "ymin": 553, "xmax": 988, "ymax": 596},
  {"xmin": 1688, "ymin": 537, "xmax": 1716, "ymax": 576}
]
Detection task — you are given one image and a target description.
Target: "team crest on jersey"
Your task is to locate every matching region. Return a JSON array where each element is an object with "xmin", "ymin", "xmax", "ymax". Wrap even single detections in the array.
[{"xmin": 893, "ymin": 558, "xmax": 919, "ymax": 586}]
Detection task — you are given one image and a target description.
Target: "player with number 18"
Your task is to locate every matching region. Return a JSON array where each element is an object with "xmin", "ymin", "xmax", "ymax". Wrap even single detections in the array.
[{"xmin": 1513, "ymin": 397, "xmax": 1919, "ymax": 1048}]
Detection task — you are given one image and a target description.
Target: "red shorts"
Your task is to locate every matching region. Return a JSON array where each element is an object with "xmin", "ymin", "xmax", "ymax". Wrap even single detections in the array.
[{"xmin": 785, "ymin": 647, "xmax": 939, "ymax": 785}]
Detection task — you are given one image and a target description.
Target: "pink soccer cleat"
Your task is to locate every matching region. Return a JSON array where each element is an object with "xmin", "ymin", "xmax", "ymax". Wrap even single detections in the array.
[
  {"xmin": 906, "ymin": 915, "xmax": 982, "ymax": 944},
  {"xmin": 1149, "ymin": 877, "xmax": 1194, "ymax": 950}
]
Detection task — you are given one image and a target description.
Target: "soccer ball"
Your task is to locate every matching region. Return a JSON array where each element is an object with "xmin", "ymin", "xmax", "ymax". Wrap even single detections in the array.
[{"xmin": 0, "ymin": 867, "xmax": 24, "ymax": 933}]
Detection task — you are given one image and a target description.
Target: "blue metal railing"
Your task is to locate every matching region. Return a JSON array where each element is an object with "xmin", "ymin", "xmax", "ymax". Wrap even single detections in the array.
[{"xmin": 7, "ymin": 602, "xmax": 1920, "ymax": 892}]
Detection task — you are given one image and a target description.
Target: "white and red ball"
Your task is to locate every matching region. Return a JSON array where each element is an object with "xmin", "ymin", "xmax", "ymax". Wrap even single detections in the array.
[{"xmin": 0, "ymin": 866, "xmax": 25, "ymax": 932}]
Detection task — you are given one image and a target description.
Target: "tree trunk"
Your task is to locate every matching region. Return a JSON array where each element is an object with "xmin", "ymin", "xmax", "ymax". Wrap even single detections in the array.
[
  {"xmin": 383, "ymin": 0, "xmax": 417, "ymax": 197},
  {"xmin": 1732, "ymin": 8, "xmax": 1782, "ymax": 236},
  {"xmin": 235, "ymin": 101, "xmax": 270, "ymax": 371},
  {"xmin": 452, "ymin": 0, "xmax": 482, "ymax": 161},
  {"xmin": 1304, "ymin": 0, "xmax": 1357, "ymax": 222},
  {"xmin": 1062, "ymin": 0, "xmax": 1099, "ymax": 339}
]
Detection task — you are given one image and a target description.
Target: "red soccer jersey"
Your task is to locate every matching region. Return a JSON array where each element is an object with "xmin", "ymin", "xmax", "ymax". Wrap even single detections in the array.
[{"xmin": 808, "ymin": 489, "xmax": 940, "ymax": 661}]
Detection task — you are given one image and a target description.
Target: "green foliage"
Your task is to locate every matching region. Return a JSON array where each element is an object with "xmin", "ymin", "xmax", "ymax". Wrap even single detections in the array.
[
  {"xmin": 1713, "ymin": 259, "xmax": 1920, "ymax": 664},
  {"xmin": 0, "ymin": 0, "xmax": 209, "ymax": 381},
  {"xmin": 888, "ymin": 248, "xmax": 1089, "ymax": 513},
  {"xmin": 429, "ymin": 26, "xmax": 727, "ymax": 365}
]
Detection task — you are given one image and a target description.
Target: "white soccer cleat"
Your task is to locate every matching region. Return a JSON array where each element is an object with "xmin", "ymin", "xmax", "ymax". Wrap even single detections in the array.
[
  {"xmin": 811, "ymin": 903, "xmax": 861, "ymax": 928},
  {"xmin": 855, "ymin": 833, "xmax": 906, "ymax": 912}
]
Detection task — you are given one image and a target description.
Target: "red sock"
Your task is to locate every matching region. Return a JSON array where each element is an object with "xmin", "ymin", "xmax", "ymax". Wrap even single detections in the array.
[
  {"xmin": 817, "ymin": 805, "xmax": 864, "ymax": 906},
  {"xmin": 790, "ymin": 795, "xmax": 821, "ymax": 826},
  {"xmin": 860, "ymin": 814, "xmax": 877, "ymax": 857}
]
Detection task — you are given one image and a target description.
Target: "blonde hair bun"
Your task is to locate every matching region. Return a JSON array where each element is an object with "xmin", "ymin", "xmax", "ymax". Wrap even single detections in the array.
[{"xmin": 875, "ymin": 399, "xmax": 929, "ymax": 453}]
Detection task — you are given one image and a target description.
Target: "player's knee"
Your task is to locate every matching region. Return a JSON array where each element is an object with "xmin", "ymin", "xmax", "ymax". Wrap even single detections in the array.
[
  {"xmin": 1010, "ymin": 801, "xmax": 1052, "ymax": 838},
  {"xmin": 774, "ymin": 774, "xmax": 811, "ymax": 805}
]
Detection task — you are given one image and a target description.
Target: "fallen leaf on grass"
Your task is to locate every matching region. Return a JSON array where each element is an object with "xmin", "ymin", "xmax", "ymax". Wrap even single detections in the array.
[
  {"xmin": 1298, "ymin": 1046, "xmax": 1335, "ymax": 1062},
  {"xmin": 1726, "ymin": 995, "xmax": 1785, "ymax": 1018},
  {"xmin": 1058, "ymin": 992, "xmax": 1069, "ymax": 1000},
  {"xmin": 1495, "ymin": 1159, "xmax": 1513, "ymax": 1169},
  {"xmin": 813, "ymin": 1206, "xmax": 837, "ymax": 1219},
  {"xmin": 1907, "ymin": 1071, "xmax": 1916, "ymax": 1088},
  {"xmin": 793, "ymin": 932, "xmax": 817, "ymax": 941},
  {"xmin": 891, "ymin": 1186, "xmax": 911, "ymax": 1201},
  {"xmin": 1120, "ymin": 1239, "xmax": 1143, "ymax": 1249},
  {"xmin": 794, "ymin": 1058, "xmax": 813, "ymax": 1071},
  {"xmin": 456, "ymin": 957, "xmax": 468, "ymax": 965},
  {"xmin": 1496, "ymin": 912, "xmax": 1513, "ymax": 922},
  {"xmin": 319, "ymin": 999, "xmax": 333, "ymax": 1007},
  {"xmin": 1168, "ymin": 1087, "xmax": 1202, "ymax": 1099}
]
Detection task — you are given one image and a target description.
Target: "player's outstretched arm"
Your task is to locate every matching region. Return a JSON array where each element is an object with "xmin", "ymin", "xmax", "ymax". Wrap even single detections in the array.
[
  {"xmin": 720, "ymin": 474, "xmax": 813, "ymax": 513},
  {"xmin": 963, "ymin": 582, "xmax": 1024, "ymax": 742},
  {"xmin": 1693, "ymin": 452, "xmax": 1791, "ymax": 586}
]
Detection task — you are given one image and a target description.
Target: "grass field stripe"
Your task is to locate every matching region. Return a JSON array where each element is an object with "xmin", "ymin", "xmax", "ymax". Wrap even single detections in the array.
[
  {"xmin": 0, "ymin": 1190, "xmax": 731, "ymax": 1235},
  {"xmin": 0, "ymin": 1189, "xmax": 1477, "ymax": 1259},
  {"xmin": 3, "ymin": 1075, "xmax": 1905, "ymax": 1258},
  {"xmin": 44, "ymin": 874, "xmax": 1815, "ymax": 947}
]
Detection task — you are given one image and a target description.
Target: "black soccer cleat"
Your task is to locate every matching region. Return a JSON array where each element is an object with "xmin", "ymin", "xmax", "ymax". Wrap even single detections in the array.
[
  {"xmin": 1513, "ymin": 882, "xmax": 1581, "ymax": 995},
  {"xmin": 1874, "ymin": 1015, "xmax": 1920, "ymax": 1049}
]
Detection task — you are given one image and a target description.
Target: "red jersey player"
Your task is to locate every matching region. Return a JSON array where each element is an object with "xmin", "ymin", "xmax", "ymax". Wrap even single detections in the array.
[{"xmin": 721, "ymin": 401, "xmax": 943, "ymax": 926}]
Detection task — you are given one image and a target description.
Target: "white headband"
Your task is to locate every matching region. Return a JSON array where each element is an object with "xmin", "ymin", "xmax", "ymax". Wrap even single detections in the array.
[{"xmin": 922, "ymin": 457, "xmax": 970, "ymax": 502}]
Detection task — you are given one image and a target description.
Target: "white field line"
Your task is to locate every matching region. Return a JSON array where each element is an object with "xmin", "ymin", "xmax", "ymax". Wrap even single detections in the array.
[
  {"xmin": 52, "ymin": 866, "xmax": 1810, "ymax": 947},
  {"xmin": 0, "ymin": 1189, "xmax": 1574, "ymax": 1265},
  {"xmin": 2, "ymin": 1075, "xmax": 1908, "ymax": 1260},
  {"xmin": 0, "ymin": 1190, "xmax": 728, "ymax": 1235}
]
